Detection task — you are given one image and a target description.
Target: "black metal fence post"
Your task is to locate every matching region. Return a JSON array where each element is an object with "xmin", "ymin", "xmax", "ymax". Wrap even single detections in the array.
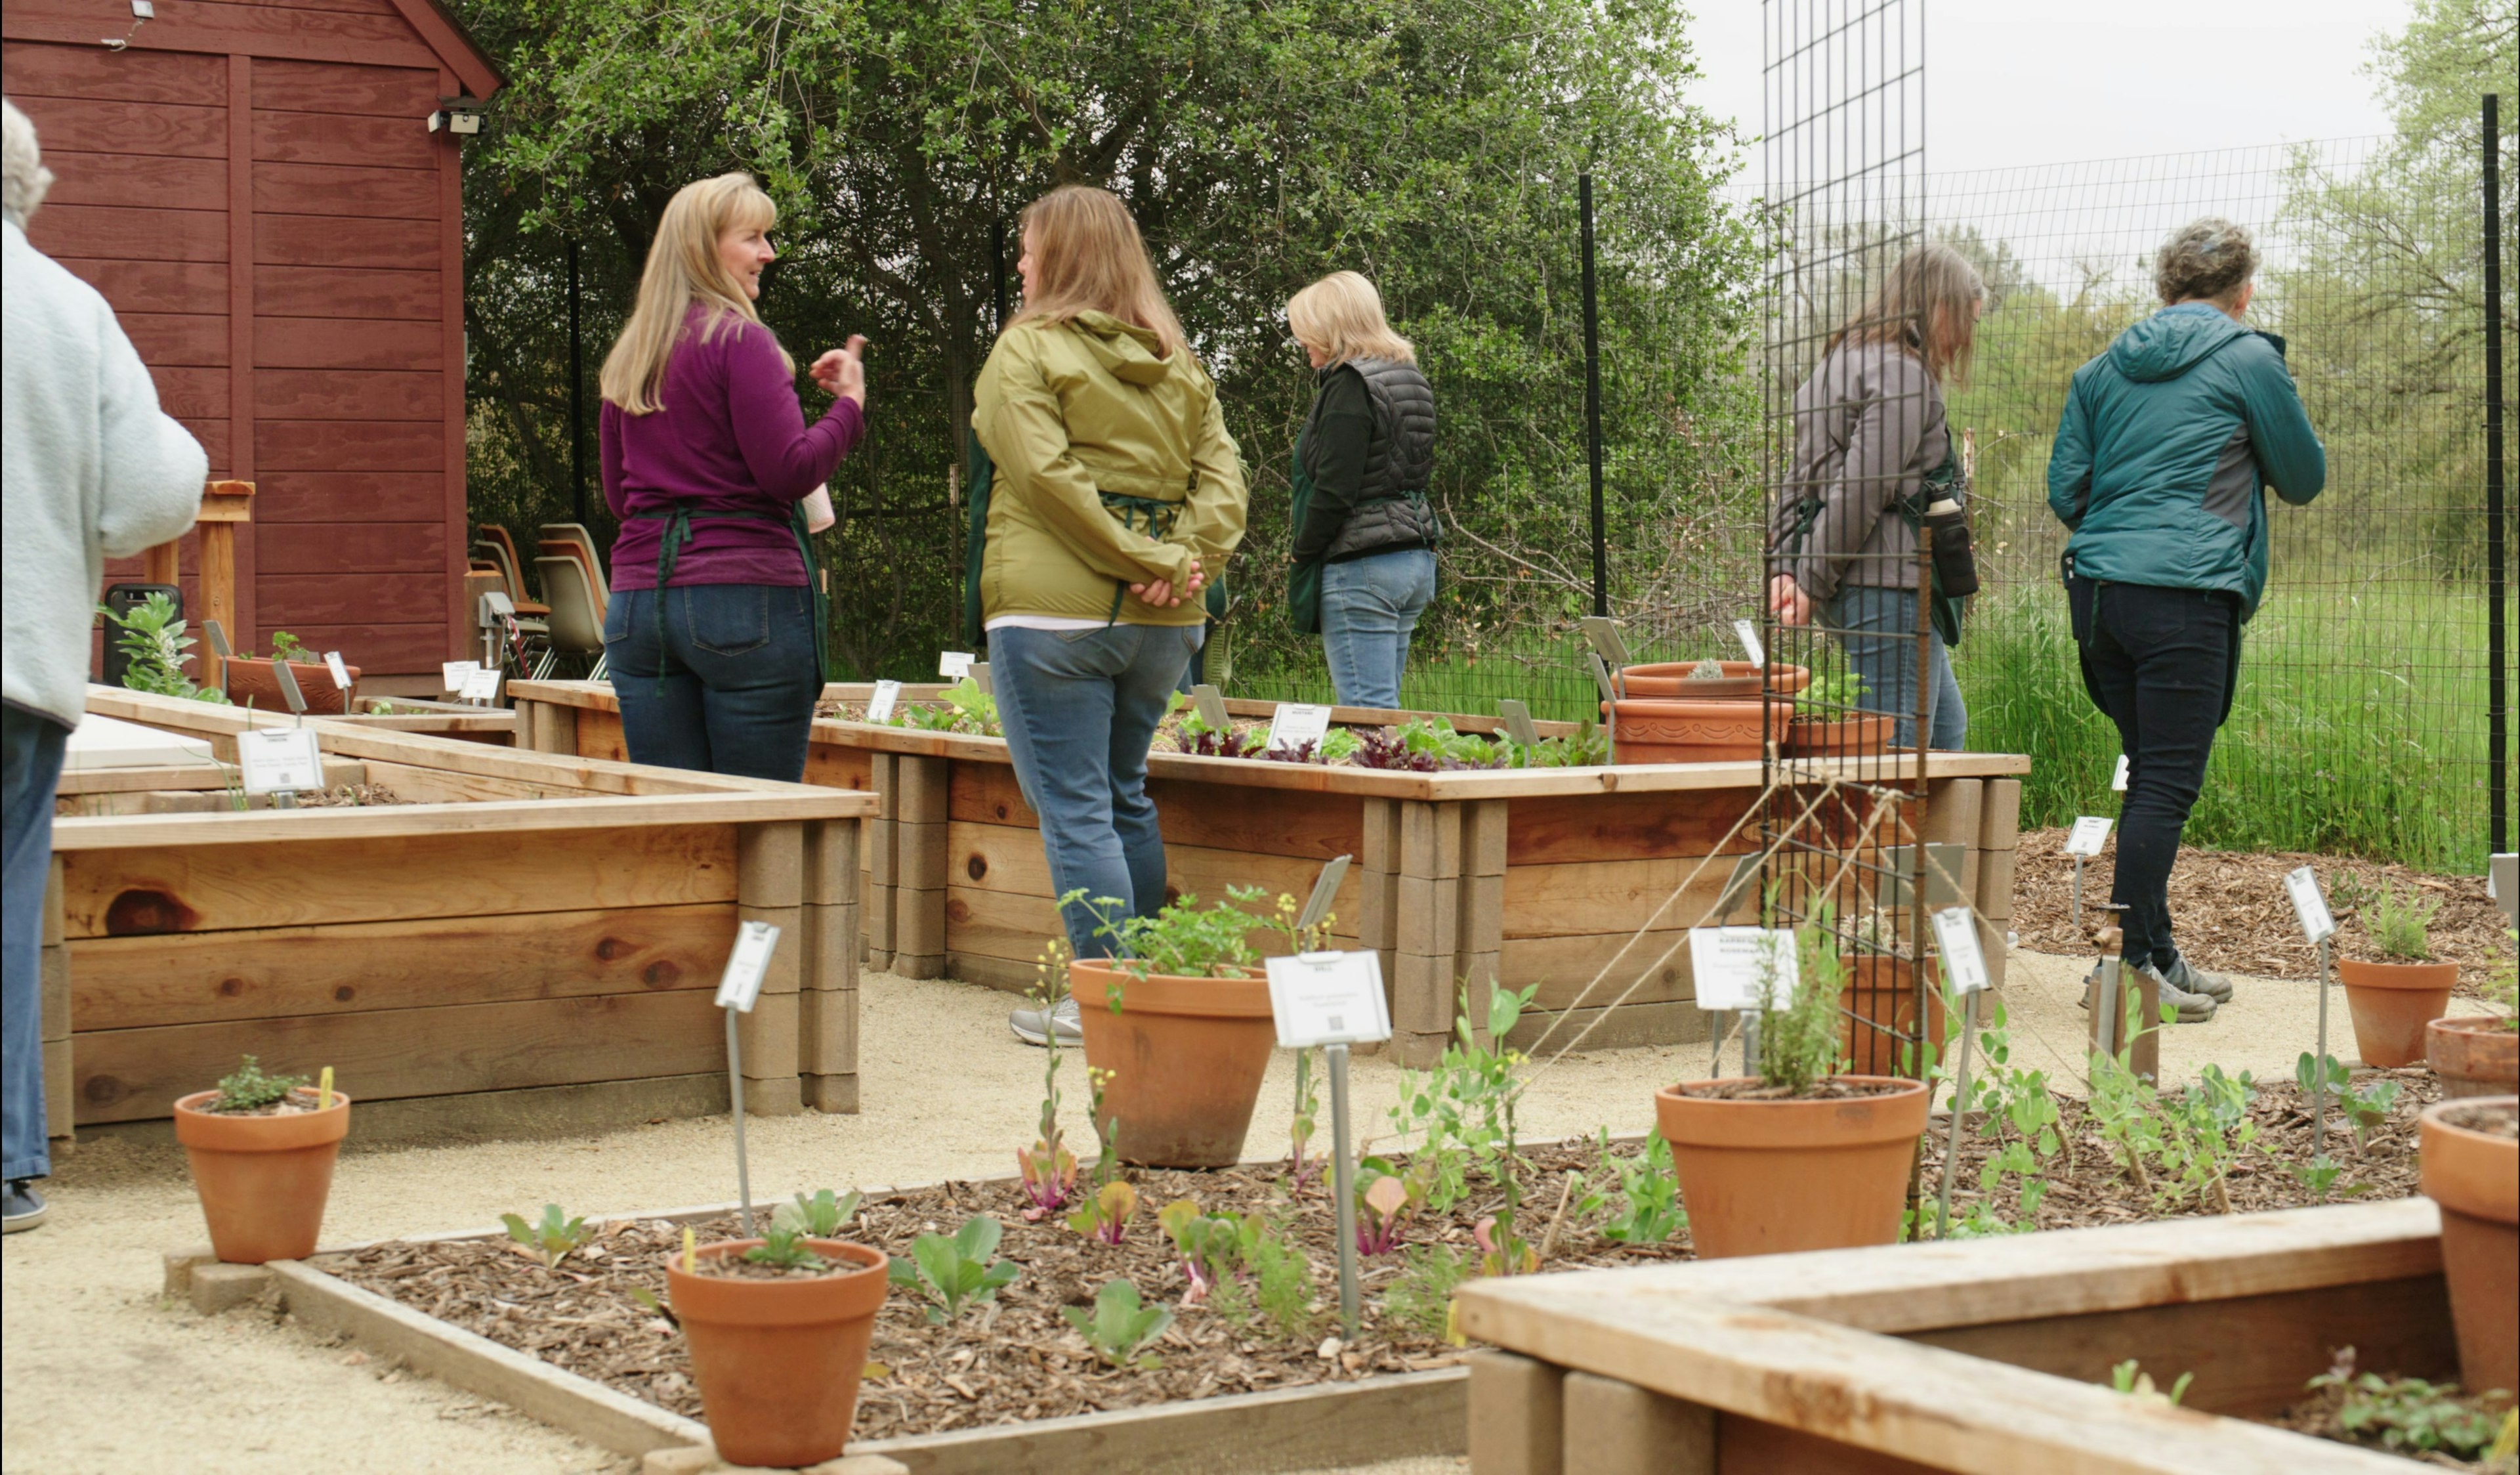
[
  {"xmin": 2486, "ymin": 93, "xmax": 2508, "ymax": 856},
  {"xmin": 1580, "ymin": 172, "xmax": 1607, "ymax": 618}
]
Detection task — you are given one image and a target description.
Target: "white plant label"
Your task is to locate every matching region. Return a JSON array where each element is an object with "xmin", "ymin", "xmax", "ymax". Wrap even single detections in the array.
[
  {"xmin": 1732, "ymin": 618, "xmax": 1766, "ymax": 668},
  {"xmin": 1930, "ymin": 906, "xmax": 1991, "ymax": 995},
  {"xmin": 1190, "ymin": 683, "xmax": 1232, "ymax": 731},
  {"xmin": 1578, "ymin": 615, "xmax": 1629, "ymax": 669},
  {"xmin": 2283, "ymin": 865, "xmax": 2336, "ymax": 947},
  {"xmin": 2064, "ymin": 816, "xmax": 2113, "ymax": 857},
  {"xmin": 1265, "ymin": 951, "xmax": 1391, "ymax": 1048},
  {"xmin": 442, "ymin": 660, "xmax": 480, "ymax": 693},
  {"xmin": 323, "ymin": 652, "xmax": 352, "ymax": 690},
  {"xmin": 864, "ymin": 679, "xmax": 902, "ymax": 723},
  {"xmin": 238, "ymin": 727, "xmax": 324, "ymax": 796},
  {"xmin": 1498, "ymin": 698, "xmax": 1540, "ymax": 748},
  {"xmin": 459, "ymin": 666, "xmax": 503, "ymax": 702},
  {"xmin": 203, "ymin": 619, "xmax": 234, "ymax": 659},
  {"xmin": 938, "ymin": 651, "xmax": 975, "ymax": 680},
  {"xmin": 2110, "ymin": 754, "xmax": 2131, "ymax": 792},
  {"xmin": 1687, "ymin": 926, "xmax": 1799, "ymax": 1012},
  {"xmin": 270, "ymin": 658, "xmax": 309, "ymax": 714},
  {"xmin": 714, "ymin": 920, "xmax": 782, "ymax": 1012},
  {"xmin": 1267, "ymin": 702, "xmax": 1334, "ymax": 754}
]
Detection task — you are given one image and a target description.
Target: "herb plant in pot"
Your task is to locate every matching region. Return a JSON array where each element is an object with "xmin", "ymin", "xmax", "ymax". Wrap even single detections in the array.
[
  {"xmin": 2427, "ymin": 934, "xmax": 2517, "ymax": 1100},
  {"xmin": 1068, "ymin": 886, "xmax": 1307, "ymax": 1168},
  {"xmin": 1784, "ymin": 670, "xmax": 1894, "ymax": 759},
  {"xmin": 665, "ymin": 1196, "xmax": 889, "ymax": 1469},
  {"xmin": 1654, "ymin": 924, "xmax": 1930, "ymax": 1257},
  {"xmin": 173, "ymin": 1056, "xmax": 349, "ymax": 1263},
  {"xmin": 2416, "ymin": 1094, "xmax": 2517, "ymax": 1397},
  {"xmin": 2338, "ymin": 879, "xmax": 2457, "ymax": 1068},
  {"xmin": 224, "ymin": 631, "xmax": 355, "ymax": 714}
]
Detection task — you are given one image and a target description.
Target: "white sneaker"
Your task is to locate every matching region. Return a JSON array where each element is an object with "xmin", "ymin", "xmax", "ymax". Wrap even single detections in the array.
[{"xmin": 1010, "ymin": 995, "xmax": 1082, "ymax": 1048}]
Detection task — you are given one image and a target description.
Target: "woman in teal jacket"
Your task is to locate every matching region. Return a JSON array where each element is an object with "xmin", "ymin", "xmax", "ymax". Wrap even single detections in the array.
[{"xmin": 2048, "ymin": 216, "xmax": 2325, "ymax": 1021}]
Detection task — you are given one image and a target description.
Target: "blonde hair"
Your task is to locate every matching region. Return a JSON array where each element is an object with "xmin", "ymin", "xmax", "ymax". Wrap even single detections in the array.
[
  {"xmin": 1286, "ymin": 271, "xmax": 1416, "ymax": 366},
  {"xmin": 600, "ymin": 173, "xmax": 788, "ymax": 415},
  {"xmin": 1828, "ymin": 243, "xmax": 1984, "ymax": 386},
  {"xmin": 1007, "ymin": 184, "xmax": 1186, "ymax": 358}
]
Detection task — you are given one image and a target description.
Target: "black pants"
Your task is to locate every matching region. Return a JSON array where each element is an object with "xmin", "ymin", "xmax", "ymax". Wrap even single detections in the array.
[{"xmin": 2069, "ymin": 578, "xmax": 2242, "ymax": 973}]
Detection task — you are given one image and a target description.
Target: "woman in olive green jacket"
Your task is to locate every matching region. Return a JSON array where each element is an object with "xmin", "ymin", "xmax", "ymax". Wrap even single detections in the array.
[{"xmin": 975, "ymin": 184, "xmax": 1249, "ymax": 1046}]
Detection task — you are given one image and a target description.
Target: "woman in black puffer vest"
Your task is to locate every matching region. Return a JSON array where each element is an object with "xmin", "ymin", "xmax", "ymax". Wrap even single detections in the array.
[{"xmin": 1284, "ymin": 272, "xmax": 1438, "ymax": 710}]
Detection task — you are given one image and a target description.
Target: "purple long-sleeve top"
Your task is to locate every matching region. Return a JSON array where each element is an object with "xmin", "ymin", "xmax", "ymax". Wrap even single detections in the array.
[{"xmin": 601, "ymin": 305, "xmax": 864, "ymax": 589}]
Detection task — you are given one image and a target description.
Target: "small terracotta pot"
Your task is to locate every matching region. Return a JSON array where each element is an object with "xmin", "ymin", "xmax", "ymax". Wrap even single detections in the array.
[
  {"xmin": 667, "ymin": 1239, "xmax": 889, "ymax": 1468},
  {"xmin": 1654, "ymin": 1075, "xmax": 1929, "ymax": 1258},
  {"xmin": 1785, "ymin": 713, "xmax": 1896, "ymax": 759},
  {"xmin": 2336, "ymin": 958, "xmax": 2458, "ymax": 1067},
  {"xmin": 1617, "ymin": 662, "xmax": 1811, "ymax": 700},
  {"xmin": 2418, "ymin": 1096, "xmax": 2517, "ymax": 1396},
  {"xmin": 1072, "ymin": 960, "xmax": 1278, "ymax": 1167},
  {"xmin": 173, "ymin": 1088, "xmax": 350, "ymax": 1263},
  {"xmin": 1839, "ymin": 956, "xmax": 1946, "ymax": 1079},
  {"xmin": 2427, "ymin": 1016, "xmax": 2520, "ymax": 1099},
  {"xmin": 225, "ymin": 657, "xmax": 356, "ymax": 714},
  {"xmin": 1605, "ymin": 696, "xmax": 1796, "ymax": 765}
]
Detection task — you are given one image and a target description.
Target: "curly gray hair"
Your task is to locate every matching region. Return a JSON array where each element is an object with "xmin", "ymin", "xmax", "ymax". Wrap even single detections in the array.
[
  {"xmin": 2153, "ymin": 217, "xmax": 2257, "ymax": 307},
  {"xmin": 3, "ymin": 97, "xmax": 54, "ymax": 228}
]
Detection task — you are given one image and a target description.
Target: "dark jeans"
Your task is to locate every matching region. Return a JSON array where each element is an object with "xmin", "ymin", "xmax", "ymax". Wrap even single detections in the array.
[
  {"xmin": 2070, "ymin": 578, "xmax": 2242, "ymax": 972},
  {"xmin": 604, "ymin": 583, "xmax": 822, "ymax": 782},
  {"xmin": 1822, "ymin": 584, "xmax": 1967, "ymax": 751},
  {"xmin": 4, "ymin": 706, "xmax": 70, "ymax": 1182},
  {"xmin": 991, "ymin": 623, "xmax": 1202, "ymax": 960}
]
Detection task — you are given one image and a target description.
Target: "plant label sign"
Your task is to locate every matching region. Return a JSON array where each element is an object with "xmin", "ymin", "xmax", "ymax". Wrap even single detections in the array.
[
  {"xmin": 864, "ymin": 679, "xmax": 903, "ymax": 722},
  {"xmin": 459, "ymin": 666, "xmax": 503, "ymax": 702},
  {"xmin": 1498, "ymin": 698, "xmax": 1540, "ymax": 748},
  {"xmin": 238, "ymin": 727, "xmax": 324, "ymax": 796},
  {"xmin": 1586, "ymin": 651, "xmax": 1618, "ymax": 703},
  {"xmin": 1578, "ymin": 615, "xmax": 1630, "ymax": 670},
  {"xmin": 202, "ymin": 618, "xmax": 234, "ymax": 660},
  {"xmin": 1265, "ymin": 951, "xmax": 1390, "ymax": 1048},
  {"xmin": 1930, "ymin": 906, "xmax": 1992, "ymax": 995},
  {"xmin": 714, "ymin": 920, "xmax": 782, "ymax": 1013},
  {"xmin": 938, "ymin": 651, "xmax": 975, "ymax": 680},
  {"xmin": 441, "ymin": 660, "xmax": 480, "ymax": 693},
  {"xmin": 2064, "ymin": 816, "xmax": 2112, "ymax": 857},
  {"xmin": 270, "ymin": 658, "xmax": 310, "ymax": 714},
  {"xmin": 2110, "ymin": 754, "xmax": 2130, "ymax": 792},
  {"xmin": 322, "ymin": 652, "xmax": 352, "ymax": 690},
  {"xmin": 1732, "ymin": 617, "xmax": 1766, "ymax": 669},
  {"xmin": 1267, "ymin": 702, "xmax": 1334, "ymax": 754},
  {"xmin": 2283, "ymin": 866, "xmax": 2337, "ymax": 947},
  {"xmin": 1190, "ymin": 683, "xmax": 1232, "ymax": 732},
  {"xmin": 1688, "ymin": 927, "xmax": 1798, "ymax": 1012}
]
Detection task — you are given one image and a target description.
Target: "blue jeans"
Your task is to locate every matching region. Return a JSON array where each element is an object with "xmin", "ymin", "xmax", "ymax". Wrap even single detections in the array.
[
  {"xmin": 1822, "ymin": 584, "xmax": 1967, "ymax": 752},
  {"xmin": 4, "ymin": 706, "xmax": 69, "ymax": 1182},
  {"xmin": 604, "ymin": 583, "xmax": 822, "ymax": 782},
  {"xmin": 990, "ymin": 623, "xmax": 1202, "ymax": 960},
  {"xmin": 1321, "ymin": 547, "xmax": 1436, "ymax": 710}
]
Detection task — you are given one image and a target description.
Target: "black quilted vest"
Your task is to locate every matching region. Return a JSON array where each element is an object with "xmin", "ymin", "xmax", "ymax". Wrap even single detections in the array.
[{"xmin": 1320, "ymin": 357, "xmax": 1439, "ymax": 561}]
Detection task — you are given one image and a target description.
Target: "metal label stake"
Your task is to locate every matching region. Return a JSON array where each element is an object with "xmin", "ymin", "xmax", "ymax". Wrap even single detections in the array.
[
  {"xmin": 1327, "ymin": 1041, "xmax": 1359, "ymax": 1339},
  {"xmin": 2064, "ymin": 817, "xmax": 2111, "ymax": 935},
  {"xmin": 715, "ymin": 920, "xmax": 782, "ymax": 1238},
  {"xmin": 1929, "ymin": 907, "xmax": 1992, "ymax": 1239},
  {"xmin": 1263, "ymin": 916, "xmax": 1388, "ymax": 1345},
  {"xmin": 2284, "ymin": 866, "xmax": 2339, "ymax": 1165}
]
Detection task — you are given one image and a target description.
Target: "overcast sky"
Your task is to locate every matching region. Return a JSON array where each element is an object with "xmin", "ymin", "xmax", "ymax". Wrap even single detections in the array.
[{"xmin": 1683, "ymin": 0, "xmax": 2412, "ymax": 177}]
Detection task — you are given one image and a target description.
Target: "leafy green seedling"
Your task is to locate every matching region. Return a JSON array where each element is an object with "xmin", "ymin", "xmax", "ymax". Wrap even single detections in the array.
[
  {"xmin": 209, "ymin": 1055, "xmax": 307, "ymax": 1114},
  {"xmin": 99, "ymin": 592, "xmax": 230, "ymax": 704},
  {"xmin": 2309, "ymin": 1347, "xmax": 2507, "ymax": 1457},
  {"xmin": 501, "ymin": 1203, "xmax": 594, "ymax": 1270},
  {"xmin": 771, "ymin": 1189, "xmax": 862, "ymax": 1238},
  {"xmin": 267, "ymin": 631, "xmax": 309, "ymax": 662},
  {"xmin": 743, "ymin": 1226, "xmax": 830, "ymax": 1272},
  {"xmin": 1066, "ymin": 1178, "xmax": 1137, "ymax": 1245},
  {"xmin": 1575, "ymin": 1132, "xmax": 1686, "ymax": 1245},
  {"xmin": 2110, "ymin": 1359, "xmax": 2194, "ymax": 1407},
  {"xmin": 1064, "ymin": 1279, "xmax": 1173, "ymax": 1369},
  {"xmin": 1381, "ymin": 1244, "xmax": 1472, "ymax": 1340},
  {"xmin": 2364, "ymin": 878, "xmax": 2441, "ymax": 961},
  {"xmin": 887, "ymin": 1215, "xmax": 1021, "ymax": 1323},
  {"xmin": 1156, "ymin": 1199, "xmax": 1244, "ymax": 1302}
]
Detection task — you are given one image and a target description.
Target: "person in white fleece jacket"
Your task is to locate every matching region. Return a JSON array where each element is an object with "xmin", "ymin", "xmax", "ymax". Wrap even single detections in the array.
[{"xmin": 2, "ymin": 97, "xmax": 205, "ymax": 1232}]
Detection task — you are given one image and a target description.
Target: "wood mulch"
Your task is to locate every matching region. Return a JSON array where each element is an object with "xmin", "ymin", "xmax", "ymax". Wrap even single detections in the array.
[
  {"xmin": 320, "ymin": 1071, "xmax": 2443, "ymax": 1442},
  {"xmin": 2007, "ymin": 828, "xmax": 2510, "ymax": 989}
]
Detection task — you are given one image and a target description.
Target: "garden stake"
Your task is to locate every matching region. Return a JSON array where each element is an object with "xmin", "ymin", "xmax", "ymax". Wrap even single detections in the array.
[
  {"xmin": 1740, "ymin": 1008, "xmax": 1761, "ymax": 1078},
  {"xmin": 726, "ymin": 1006, "xmax": 754, "ymax": 1238},
  {"xmin": 2311, "ymin": 935, "xmax": 2331, "ymax": 1165},
  {"xmin": 2071, "ymin": 854, "xmax": 2084, "ymax": 934},
  {"xmin": 1934, "ymin": 994, "xmax": 1973, "ymax": 1240},
  {"xmin": 711, "ymin": 920, "xmax": 782, "ymax": 1241},
  {"xmin": 1326, "ymin": 1041, "xmax": 1360, "ymax": 1342},
  {"xmin": 2095, "ymin": 956, "xmax": 2121, "ymax": 1061}
]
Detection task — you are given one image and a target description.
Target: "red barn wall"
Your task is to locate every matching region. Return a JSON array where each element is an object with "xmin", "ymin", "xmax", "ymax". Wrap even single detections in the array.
[{"xmin": 5, "ymin": 0, "xmax": 488, "ymax": 677}]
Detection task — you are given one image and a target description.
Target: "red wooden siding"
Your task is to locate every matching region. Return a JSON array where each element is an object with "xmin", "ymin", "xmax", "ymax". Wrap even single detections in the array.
[{"xmin": 5, "ymin": 5, "xmax": 497, "ymax": 677}]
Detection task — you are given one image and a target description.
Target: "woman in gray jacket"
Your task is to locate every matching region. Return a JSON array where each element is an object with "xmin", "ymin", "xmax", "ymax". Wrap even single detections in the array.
[
  {"xmin": 1767, "ymin": 244, "xmax": 1983, "ymax": 750},
  {"xmin": 2, "ymin": 98, "xmax": 207, "ymax": 1232}
]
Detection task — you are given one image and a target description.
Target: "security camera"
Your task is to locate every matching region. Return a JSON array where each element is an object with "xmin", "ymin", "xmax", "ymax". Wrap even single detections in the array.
[{"xmin": 429, "ymin": 98, "xmax": 486, "ymax": 136}]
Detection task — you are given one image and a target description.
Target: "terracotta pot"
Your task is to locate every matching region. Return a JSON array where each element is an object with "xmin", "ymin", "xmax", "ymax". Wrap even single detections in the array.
[
  {"xmin": 667, "ymin": 1239, "xmax": 889, "ymax": 1468},
  {"xmin": 1654, "ymin": 1075, "xmax": 1929, "ymax": 1258},
  {"xmin": 173, "ymin": 1088, "xmax": 351, "ymax": 1263},
  {"xmin": 2427, "ymin": 1015, "xmax": 2520, "ymax": 1099},
  {"xmin": 1785, "ymin": 713, "xmax": 1896, "ymax": 759},
  {"xmin": 1072, "ymin": 960, "xmax": 1278, "ymax": 1168},
  {"xmin": 2418, "ymin": 1097, "xmax": 2517, "ymax": 1396},
  {"xmin": 225, "ymin": 657, "xmax": 356, "ymax": 714},
  {"xmin": 1617, "ymin": 662, "xmax": 1811, "ymax": 700},
  {"xmin": 1605, "ymin": 696, "xmax": 1796, "ymax": 765},
  {"xmin": 1839, "ymin": 956, "xmax": 1946, "ymax": 1079},
  {"xmin": 2336, "ymin": 957, "xmax": 2458, "ymax": 1067}
]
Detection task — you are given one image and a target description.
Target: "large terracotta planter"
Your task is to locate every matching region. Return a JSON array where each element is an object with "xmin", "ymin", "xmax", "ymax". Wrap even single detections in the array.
[
  {"xmin": 1072, "ymin": 960, "xmax": 1277, "ymax": 1168},
  {"xmin": 1786, "ymin": 713, "xmax": 1896, "ymax": 760},
  {"xmin": 1840, "ymin": 956, "xmax": 1946, "ymax": 1078},
  {"xmin": 1605, "ymin": 696, "xmax": 1796, "ymax": 765},
  {"xmin": 172, "ymin": 1088, "xmax": 350, "ymax": 1262},
  {"xmin": 2427, "ymin": 1015, "xmax": 2520, "ymax": 1099},
  {"xmin": 1654, "ymin": 1075, "xmax": 1929, "ymax": 1258},
  {"xmin": 1618, "ymin": 662, "xmax": 1811, "ymax": 699},
  {"xmin": 225, "ymin": 657, "xmax": 355, "ymax": 714},
  {"xmin": 2418, "ymin": 1096, "xmax": 2517, "ymax": 1396},
  {"xmin": 667, "ymin": 1239, "xmax": 889, "ymax": 1468},
  {"xmin": 2336, "ymin": 958, "xmax": 2458, "ymax": 1067}
]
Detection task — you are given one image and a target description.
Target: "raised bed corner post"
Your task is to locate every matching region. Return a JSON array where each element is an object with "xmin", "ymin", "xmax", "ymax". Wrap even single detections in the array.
[
  {"xmin": 1382, "ymin": 799, "xmax": 1507, "ymax": 1067},
  {"xmin": 734, "ymin": 823, "xmax": 807, "ymax": 1117},
  {"xmin": 800, "ymin": 817, "xmax": 864, "ymax": 1113},
  {"xmin": 892, "ymin": 754, "xmax": 950, "ymax": 979}
]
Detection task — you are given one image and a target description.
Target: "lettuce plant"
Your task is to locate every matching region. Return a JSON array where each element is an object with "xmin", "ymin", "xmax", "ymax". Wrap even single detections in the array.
[
  {"xmin": 1064, "ymin": 1279, "xmax": 1173, "ymax": 1369},
  {"xmin": 887, "ymin": 1216, "xmax": 1021, "ymax": 1323}
]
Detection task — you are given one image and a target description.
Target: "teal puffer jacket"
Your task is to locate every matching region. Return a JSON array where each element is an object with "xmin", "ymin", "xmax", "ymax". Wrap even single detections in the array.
[{"xmin": 2046, "ymin": 303, "xmax": 2326, "ymax": 619}]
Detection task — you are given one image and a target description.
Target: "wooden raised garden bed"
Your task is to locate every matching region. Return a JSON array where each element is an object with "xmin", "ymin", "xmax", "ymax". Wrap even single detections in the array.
[
  {"xmin": 511, "ymin": 681, "xmax": 2030, "ymax": 1065},
  {"xmin": 40, "ymin": 688, "xmax": 877, "ymax": 1148},
  {"xmin": 1455, "ymin": 1199, "xmax": 2466, "ymax": 1474}
]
